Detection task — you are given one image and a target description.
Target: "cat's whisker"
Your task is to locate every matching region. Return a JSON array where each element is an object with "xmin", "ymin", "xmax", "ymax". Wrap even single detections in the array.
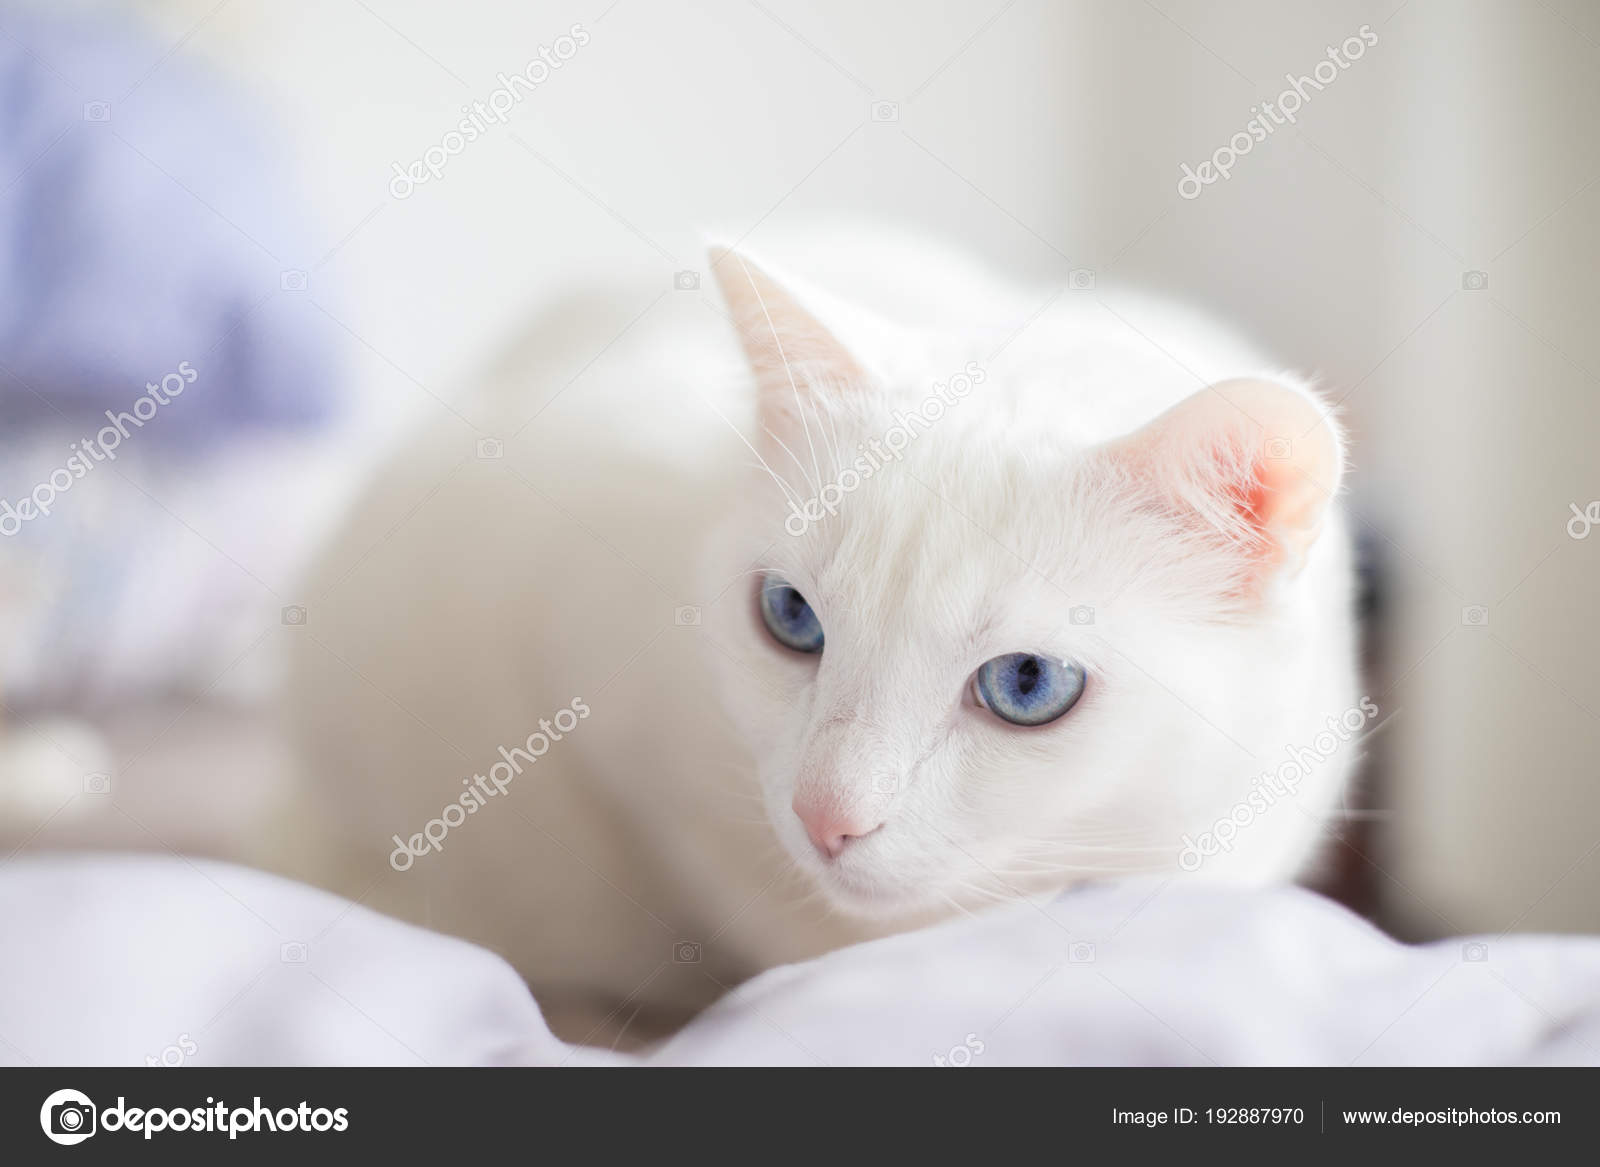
[
  {"xmin": 725, "ymin": 566, "xmax": 779, "ymax": 587},
  {"xmin": 988, "ymin": 865, "xmax": 1144, "ymax": 881},
  {"xmin": 952, "ymin": 879, "xmax": 1015, "ymax": 906},
  {"xmin": 697, "ymin": 389, "xmax": 806, "ymax": 509},
  {"xmin": 815, "ymin": 400, "xmax": 843, "ymax": 479},
  {"xmin": 760, "ymin": 423, "xmax": 820, "ymax": 497},
  {"xmin": 1009, "ymin": 853, "xmax": 1180, "ymax": 874},
  {"xmin": 1013, "ymin": 843, "xmax": 1181, "ymax": 857},
  {"xmin": 734, "ymin": 253, "xmax": 825, "ymax": 495},
  {"xmin": 936, "ymin": 890, "xmax": 981, "ymax": 920},
  {"xmin": 806, "ymin": 394, "xmax": 839, "ymax": 479}
]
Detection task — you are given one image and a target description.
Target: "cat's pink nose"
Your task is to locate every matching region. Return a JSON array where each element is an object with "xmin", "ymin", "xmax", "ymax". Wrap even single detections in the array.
[{"xmin": 793, "ymin": 797, "xmax": 881, "ymax": 859}]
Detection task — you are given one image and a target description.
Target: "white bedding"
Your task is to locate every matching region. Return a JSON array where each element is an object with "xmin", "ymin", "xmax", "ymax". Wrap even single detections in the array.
[{"xmin": 3, "ymin": 853, "xmax": 1598, "ymax": 1066}]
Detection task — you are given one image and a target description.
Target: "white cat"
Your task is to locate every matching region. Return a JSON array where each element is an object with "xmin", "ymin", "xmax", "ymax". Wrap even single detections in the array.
[{"xmin": 285, "ymin": 230, "xmax": 1360, "ymax": 1044}]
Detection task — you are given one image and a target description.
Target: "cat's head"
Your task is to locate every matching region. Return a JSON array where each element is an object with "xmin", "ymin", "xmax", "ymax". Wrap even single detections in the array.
[{"xmin": 702, "ymin": 247, "xmax": 1347, "ymax": 920}]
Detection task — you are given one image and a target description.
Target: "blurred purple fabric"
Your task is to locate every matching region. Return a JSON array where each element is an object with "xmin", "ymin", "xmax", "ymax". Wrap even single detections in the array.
[{"xmin": 0, "ymin": 5, "xmax": 340, "ymax": 438}]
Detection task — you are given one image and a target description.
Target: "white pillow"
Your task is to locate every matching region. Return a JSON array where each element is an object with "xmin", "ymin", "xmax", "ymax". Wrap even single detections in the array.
[{"xmin": 4, "ymin": 854, "xmax": 1598, "ymax": 1066}]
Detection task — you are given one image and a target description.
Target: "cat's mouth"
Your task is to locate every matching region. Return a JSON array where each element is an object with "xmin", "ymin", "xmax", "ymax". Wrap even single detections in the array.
[
  {"xmin": 794, "ymin": 837, "xmax": 946, "ymax": 919},
  {"xmin": 768, "ymin": 792, "xmax": 954, "ymax": 917}
]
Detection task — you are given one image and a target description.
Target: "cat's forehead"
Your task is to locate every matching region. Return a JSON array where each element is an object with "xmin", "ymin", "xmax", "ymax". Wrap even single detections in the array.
[
  {"xmin": 751, "ymin": 369, "xmax": 1177, "ymax": 634},
  {"xmin": 789, "ymin": 444, "xmax": 1088, "ymax": 634}
]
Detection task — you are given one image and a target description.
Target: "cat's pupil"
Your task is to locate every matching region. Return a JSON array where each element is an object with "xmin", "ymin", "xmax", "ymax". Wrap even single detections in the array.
[
  {"xmin": 1015, "ymin": 657, "xmax": 1040, "ymax": 696},
  {"xmin": 781, "ymin": 589, "xmax": 808, "ymax": 621}
]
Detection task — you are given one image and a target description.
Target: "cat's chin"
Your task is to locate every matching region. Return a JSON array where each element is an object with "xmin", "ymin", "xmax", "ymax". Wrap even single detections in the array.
[{"xmin": 801, "ymin": 862, "xmax": 953, "ymax": 924}]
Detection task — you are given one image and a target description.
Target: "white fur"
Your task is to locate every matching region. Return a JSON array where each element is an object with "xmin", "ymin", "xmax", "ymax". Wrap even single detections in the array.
[{"xmin": 285, "ymin": 230, "xmax": 1359, "ymax": 1041}]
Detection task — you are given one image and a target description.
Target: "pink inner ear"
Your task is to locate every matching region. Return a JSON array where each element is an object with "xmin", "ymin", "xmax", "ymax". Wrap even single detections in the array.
[
  {"xmin": 1115, "ymin": 379, "xmax": 1342, "ymax": 586},
  {"xmin": 1257, "ymin": 453, "xmax": 1332, "ymax": 550},
  {"xmin": 1240, "ymin": 458, "xmax": 1289, "ymax": 571}
]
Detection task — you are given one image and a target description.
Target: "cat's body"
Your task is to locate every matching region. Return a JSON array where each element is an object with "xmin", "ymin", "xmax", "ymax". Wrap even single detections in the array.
[{"xmin": 286, "ymin": 231, "xmax": 1359, "ymax": 1043}]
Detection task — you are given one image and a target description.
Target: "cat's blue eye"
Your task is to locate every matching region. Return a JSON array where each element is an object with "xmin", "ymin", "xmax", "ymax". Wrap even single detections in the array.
[
  {"xmin": 973, "ymin": 653, "xmax": 1085, "ymax": 726},
  {"xmin": 759, "ymin": 575, "xmax": 824, "ymax": 654}
]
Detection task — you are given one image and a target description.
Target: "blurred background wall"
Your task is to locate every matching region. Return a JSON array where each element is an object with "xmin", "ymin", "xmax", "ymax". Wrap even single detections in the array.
[{"xmin": 18, "ymin": 0, "xmax": 1599, "ymax": 936}]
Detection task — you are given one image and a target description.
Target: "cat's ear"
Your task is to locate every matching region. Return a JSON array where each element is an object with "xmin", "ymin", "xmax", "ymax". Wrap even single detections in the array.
[
  {"xmin": 1109, "ymin": 378, "xmax": 1343, "ymax": 585},
  {"xmin": 709, "ymin": 246, "xmax": 866, "ymax": 440}
]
